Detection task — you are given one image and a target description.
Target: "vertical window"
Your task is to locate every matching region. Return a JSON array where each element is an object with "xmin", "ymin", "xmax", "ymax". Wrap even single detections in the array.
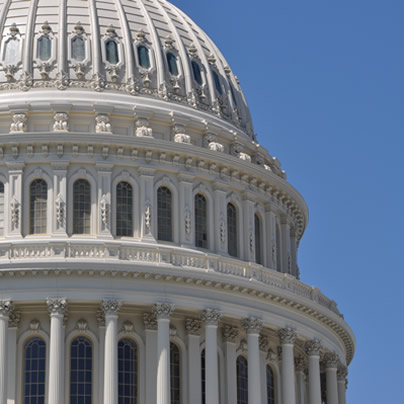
[
  {"xmin": 23, "ymin": 337, "xmax": 46, "ymax": 404},
  {"xmin": 116, "ymin": 182, "xmax": 133, "ymax": 237},
  {"xmin": 0, "ymin": 182, "xmax": 4, "ymax": 235},
  {"xmin": 170, "ymin": 342, "xmax": 180, "ymax": 404},
  {"xmin": 195, "ymin": 194, "xmax": 208, "ymax": 249},
  {"xmin": 73, "ymin": 179, "xmax": 91, "ymax": 235},
  {"xmin": 138, "ymin": 46, "xmax": 151, "ymax": 69},
  {"xmin": 212, "ymin": 70, "xmax": 223, "ymax": 96},
  {"xmin": 72, "ymin": 37, "xmax": 85, "ymax": 61},
  {"xmin": 70, "ymin": 336, "xmax": 92, "ymax": 404},
  {"xmin": 4, "ymin": 38, "xmax": 19, "ymax": 64},
  {"xmin": 29, "ymin": 179, "xmax": 47, "ymax": 234},
  {"xmin": 106, "ymin": 40, "xmax": 119, "ymax": 64},
  {"xmin": 276, "ymin": 224, "xmax": 281, "ymax": 271},
  {"xmin": 157, "ymin": 186, "xmax": 172, "ymax": 242},
  {"xmin": 191, "ymin": 60, "xmax": 203, "ymax": 85},
  {"xmin": 266, "ymin": 365, "xmax": 275, "ymax": 404},
  {"xmin": 255, "ymin": 214, "xmax": 262, "ymax": 265},
  {"xmin": 201, "ymin": 349, "xmax": 206, "ymax": 404},
  {"xmin": 118, "ymin": 338, "xmax": 138, "ymax": 404},
  {"xmin": 38, "ymin": 36, "xmax": 51, "ymax": 61},
  {"xmin": 230, "ymin": 84, "xmax": 238, "ymax": 106},
  {"xmin": 237, "ymin": 356, "xmax": 248, "ymax": 404},
  {"xmin": 167, "ymin": 52, "xmax": 179, "ymax": 76},
  {"xmin": 227, "ymin": 203, "xmax": 238, "ymax": 257}
]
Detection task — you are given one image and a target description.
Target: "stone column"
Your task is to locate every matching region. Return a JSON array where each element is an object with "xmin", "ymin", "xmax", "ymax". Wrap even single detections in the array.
[
  {"xmin": 305, "ymin": 339, "xmax": 322, "ymax": 404},
  {"xmin": 47, "ymin": 298, "xmax": 68, "ymax": 404},
  {"xmin": 337, "ymin": 366, "xmax": 348, "ymax": 404},
  {"xmin": 243, "ymin": 317, "xmax": 263, "ymax": 404},
  {"xmin": 185, "ymin": 319, "xmax": 202, "ymax": 404},
  {"xmin": 201, "ymin": 310, "xmax": 222, "ymax": 404},
  {"xmin": 223, "ymin": 325, "xmax": 239, "ymax": 404},
  {"xmin": 102, "ymin": 300, "xmax": 121, "ymax": 404},
  {"xmin": 0, "ymin": 301, "xmax": 11, "ymax": 404},
  {"xmin": 7, "ymin": 308, "xmax": 20, "ymax": 404},
  {"xmin": 324, "ymin": 353, "xmax": 339, "ymax": 404},
  {"xmin": 295, "ymin": 356, "xmax": 306, "ymax": 404},
  {"xmin": 278, "ymin": 328, "xmax": 297, "ymax": 404},
  {"xmin": 154, "ymin": 303, "xmax": 175, "ymax": 404},
  {"xmin": 144, "ymin": 313, "xmax": 158, "ymax": 404}
]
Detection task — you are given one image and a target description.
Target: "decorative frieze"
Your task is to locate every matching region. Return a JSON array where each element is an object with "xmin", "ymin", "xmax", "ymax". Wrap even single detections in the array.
[
  {"xmin": 153, "ymin": 303, "xmax": 174, "ymax": 320},
  {"xmin": 201, "ymin": 309, "xmax": 222, "ymax": 325},
  {"xmin": 10, "ymin": 113, "xmax": 27, "ymax": 133},
  {"xmin": 95, "ymin": 114, "xmax": 112, "ymax": 133},
  {"xmin": 53, "ymin": 112, "xmax": 69, "ymax": 132},
  {"xmin": 135, "ymin": 118, "xmax": 153, "ymax": 137},
  {"xmin": 278, "ymin": 327, "xmax": 297, "ymax": 345}
]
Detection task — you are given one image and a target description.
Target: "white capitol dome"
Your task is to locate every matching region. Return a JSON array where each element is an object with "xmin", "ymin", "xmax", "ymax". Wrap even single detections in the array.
[{"xmin": 0, "ymin": 1, "xmax": 355, "ymax": 404}]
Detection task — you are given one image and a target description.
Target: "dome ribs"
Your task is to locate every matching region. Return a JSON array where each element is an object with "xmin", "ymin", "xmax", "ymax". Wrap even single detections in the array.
[{"xmin": 22, "ymin": 0, "xmax": 39, "ymax": 74}]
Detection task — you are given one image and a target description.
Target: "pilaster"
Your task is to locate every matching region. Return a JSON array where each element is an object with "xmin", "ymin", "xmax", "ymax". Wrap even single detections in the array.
[
  {"xmin": 51, "ymin": 162, "xmax": 69, "ymax": 236},
  {"xmin": 7, "ymin": 163, "xmax": 24, "ymax": 238},
  {"xmin": 185, "ymin": 319, "xmax": 202, "ymax": 404},
  {"xmin": 0, "ymin": 301, "xmax": 11, "ymax": 404},
  {"xmin": 139, "ymin": 168, "xmax": 156, "ymax": 241},
  {"xmin": 213, "ymin": 184, "xmax": 227, "ymax": 254},
  {"xmin": 97, "ymin": 164, "xmax": 113, "ymax": 237},
  {"xmin": 7, "ymin": 308, "xmax": 20, "ymax": 404},
  {"xmin": 144, "ymin": 313, "xmax": 158, "ymax": 404},
  {"xmin": 178, "ymin": 174, "xmax": 193, "ymax": 247}
]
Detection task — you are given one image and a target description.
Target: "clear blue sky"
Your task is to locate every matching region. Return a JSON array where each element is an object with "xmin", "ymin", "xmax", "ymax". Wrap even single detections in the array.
[{"xmin": 173, "ymin": 1, "xmax": 404, "ymax": 402}]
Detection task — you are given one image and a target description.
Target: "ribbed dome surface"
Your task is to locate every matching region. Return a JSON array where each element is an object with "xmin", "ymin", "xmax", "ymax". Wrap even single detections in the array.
[{"xmin": 0, "ymin": 0, "xmax": 253, "ymax": 136}]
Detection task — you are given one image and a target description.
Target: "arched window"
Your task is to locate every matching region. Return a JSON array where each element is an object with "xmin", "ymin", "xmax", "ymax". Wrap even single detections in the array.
[
  {"xmin": 266, "ymin": 365, "xmax": 275, "ymax": 404},
  {"xmin": 70, "ymin": 336, "xmax": 92, "ymax": 404},
  {"xmin": 138, "ymin": 46, "xmax": 151, "ymax": 69},
  {"xmin": 167, "ymin": 52, "xmax": 179, "ymax": 76},
  {"xmin": 276, "ymin": 224, "xmax": 281, "ymax": 271},
  {"xmin": 201, "ymin": 349, "xmax": 206, "ymax": 404},
  {"xmin": 237, "ymin": 356, "xmax": 248, "ymax": 404},
  {"xmin": 0, "ymin": 182, "xmax": 4, "ymax": 235},
  {"xmin": 157, "ymin": 186, "xmax": 172, "ymax": 242},
  {"xmin": 255, "ymin": 214, "xmax": 262, "ymax": 265},
  {"xmin": 191, "ymin": 60, "xmax": 203, "ymax": 85},
  {"xmin": 195, "ymin": 194, "xmax": 208, "ymax": 249},
  {"xmin": 29, "ymin": 179, "xmax": 47, "ymax": 234},
  {"xmin": 106, "ymin": 40, "xmax": 119, "ymax": 64},
  {"xmin": 118, "ymin": 338, "xmax": 138, "ymax": 404},
  {"xmin": 116, "ymin": 182, "xmax": 133, "ymax": 237},
  {"xmin": 23, "ymin": 337, "xmax": 46, "ymax": 404},
  {"xmin": 73, "ymin": 179, "xmax": 91, "ymax": 235},
  {"xmin": 227, "ymin": 203, "xmax": 238, "ymax": 257},
  {"xmin": 72, "ymin": 37, "xmax": 85, "ymax": 61},
  {"xmin": 38, "ymin": 36, "xmax": 51, "ymax": 61},
  {"xmin": 212, "ymin": 70, "xmax": 223, "ymax": 96},
  {"xmin": 170, "ymin": 342, "xmax": 180, "ymax": 404}
]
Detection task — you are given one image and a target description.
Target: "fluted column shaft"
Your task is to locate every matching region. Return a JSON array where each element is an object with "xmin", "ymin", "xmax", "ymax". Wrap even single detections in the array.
[
  {"xmin": 154, "ymin": 304, "xmax": 174, "ymax": 404},
  {"xmin": 325, "ymin": 354, "xmax": 339, "ymax": 404},
  {"xmin": 305, "ymin": 339, "xmax": 322, "ymax": 404},
  {"xmin": 47, "ymin": 298, "xmax": 68, "ymax": 404},
  {"xmin": 279, "ymin": 328, "xmax": 297, "ymax": 404},
  {"xmin": 103, "ymin": 300, "xmax": 121, "ymax": 404},
  {"xmin": 202, "ymin": 310, "xmax": 222, "ymax": 404},
  {"xmin": 337, "ymin": 367, "xmax": 347, "ymax": 404},
  {"xmin": 243, "ymin": 317, "xmax": 263, "ymax": 404},
  {"xmin": 0, "ymin": 301, "xmax": 11, "ymax": 404}
]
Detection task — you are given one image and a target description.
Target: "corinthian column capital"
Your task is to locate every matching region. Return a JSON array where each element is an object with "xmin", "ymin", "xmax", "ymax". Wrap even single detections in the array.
[
  {"xmin": 153, "ymin": 303, "xmax": 175, "ymax": 320},
  {"xmin": 278, "ymin": 327, "xmax": 297, "ymax": 345},
  {"xmin": 47, "ymin": 298, "xmax": 68, "ymax": 316},
  {"xmin": 323, "ymin": 352, "xmax": 339, "ymax": 369},
  {"xmin": 0, "ymin": 300, "xmax": 12, "ymax": 317},
  {"xmin": 102, "ymin": 299, "xmax": 122, "ymax": 316},
  {"xmin": 201, "ymin": 309, "xmax": 223, "ymax": 326},
  {"xmin": 242, "ymin": 317, "xmax": 263, "ymax": 334},
  {"xmin": 305, "ymin": 339, "xmax": 322, "ymax": 356}
]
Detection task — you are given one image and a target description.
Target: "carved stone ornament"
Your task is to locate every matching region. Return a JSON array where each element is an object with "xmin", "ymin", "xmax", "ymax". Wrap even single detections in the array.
[
  {"xmin": 8, "ymin": 309, "xmax": 21, "ymax": 327},
  {"xmin": 266, "ymin": 347, "xmax": 277, "ymax": 361},
  {"xmin": 47, "ymin": 298, "xmax": 68, "ymax": 315},
  {"xmin": 144, "ymin": 313, "xmax": 158, "ymax": 330},
  {"xmin": 295, "ymin": 355, "xmax": 306, "ymax": 372},
  {"xmin": 239, "ymin": 152, "xmax": 251, "ymax": 162},
  {"xmin": 184, "ymin": 209, "xmax": 191, "ymax": 235},
  {"xmin": 242, "ymin": 317, "xmax": 263, "ymax": 334},
  {"xmin": 135, "ymin": 118, "xmax": 153, "ymax": 137},
  {"xmin": 305, "ymin": 339, "xmax": 322, "ymax": 356},
  {"xmin": 222, "ymin": 325, "xmax": 239, "ymax": 342},
  {"xmin": 185, "ymin": 319, "xmax": 201, "ymax": 336},
  {"xmin": 209, "ymin": 142, "xmax": 224, "ymax": 153},
  {"xmin": 29, "ymin": 319, "xmax": 40, "ymax": 331},
  {"xmin": 100, "ymin": 195, "xmax": 109, "ymax": 228},
  {"xmin": 10, "ymin": 198, "xmax": 19, "ymax": 229},
  {"xmin": 96, "ymin": 308, "xmax": 105, "ymax": 327},
  {"xmin": 153, "ymin": 303, "xmax": 174, "ymax": 320},
  {"xmin": 76, "ymin": 319, "xmax": 88, "ymax": 331},
  {"xmin": 249, "ymin": 231, "xmax": 254, "ymax": 253},
  {"xmin": 220, "ymin": 220, "xmax": 226, "ymax": 244},
  {"xmin": 91, "ymin": 72, "xmax": 106, "ymax": 92},
  {"xmin": 237, "ymin": 339, "xmax": 248, "ymax": 353},
  {"xmin": 102, "ymin": 299, "xmax": 121, "ymax": 316},
  {"xmin": 201, "ymin": 309, "xmax": 222, "ymax": 325},
  {"xmin": 5, "ymin": 65, "xmax": 18, "ymax": 82},
  {"xmin": 53, "ymin": 112, "xmax": 69, "ymax": 132},
  {"xmin": 337, "ymin": 365, "xmax": 348, "ymax": 381},
  {"xmin": 203, "ymin": 132, "xmax": 217, "ymax": 148},
  {"xmin": 55, "ymin": 193, "xmax": 65, "ymax": 227},
  {"xmin": 10, "ymin": 113, "xmax": 27, "ymax": 133},
  {"xmin": 230, "ymin": 142, "xmax": 243, "ymax": 157},
  {"xmin": 323, "ymin": 352, "xmax": 339, "ymax": 369},
  {"xmin": 172, "ymin": 124, "xmax": 191, "ymax": 144},
  {"xmin": 0, "ymin": 300, "xmax": 12, "ymax": 317},
  {"xmin": 95, "ymin": 114, "xmax": 112, "ymax": 133},
  {"xmin": 259, "ymin": 335, "xmax": 269, "ymax": 351},
  {"xmin": 278, "ymin": 327, "xmax": 297, "ymax": 345}
]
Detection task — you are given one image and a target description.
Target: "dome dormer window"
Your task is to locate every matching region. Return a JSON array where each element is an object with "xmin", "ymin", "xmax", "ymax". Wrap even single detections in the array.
[
  {"xmin": 106, "ymin": 40, "xmax": 119, "ymax": 64},
  {"xmin": 166, "ymin": 52, "xmax": 179, "ymax": 76},
  {"xmin": 72, "ymin": 37, "xmax": 85, "ymax": 62},
  {"xmin": 38, "ymin": 36, "xmax": 51, "ymax": 61},
  {"xmin": 212, "ymin": 70, "xmax": 223, "ymax": 96},
  {"xmin": 191, "ymin": 60, "xmax": 203, "ymax": 86},
  {"xmin": 138, "ymin": 46, "xmax": 151, "ymax": 69},
  {"xmin": 3, "ymin": 38, "xmax": 19, "ymax": 65}
]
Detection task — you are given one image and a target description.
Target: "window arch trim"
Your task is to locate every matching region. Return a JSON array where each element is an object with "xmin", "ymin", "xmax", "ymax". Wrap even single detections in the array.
[
  {"xmin": 265, "ymin": 362, "xmax": 281, "ymax": 404},
  {"xmin": 29, "ymin": 178, "xmax": 48, "ymax": 235}
]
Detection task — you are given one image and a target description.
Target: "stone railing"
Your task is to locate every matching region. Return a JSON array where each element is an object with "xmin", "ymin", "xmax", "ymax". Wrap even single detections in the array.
[{"xmin": 0, "ymin": 240, "xmax": 340, "ymax": 317}]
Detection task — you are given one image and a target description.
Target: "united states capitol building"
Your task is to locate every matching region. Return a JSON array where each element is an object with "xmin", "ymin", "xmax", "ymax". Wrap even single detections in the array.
[{"xmin": 0, "ymin": 0, "xmax": 355, "ymax": 403}]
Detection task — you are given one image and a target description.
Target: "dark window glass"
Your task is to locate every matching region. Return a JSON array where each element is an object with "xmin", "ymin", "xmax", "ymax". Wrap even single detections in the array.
[
  {"xmin": 116, "ymin": 182, "xmax": 133, "ymax": 237},
  {"xmin": 23, "ymin": 337, "xmax": 46, "ymax": 404},
  {"xmin": 157, "ymin": 186, "xmax": 172, "ymax": 242},
  {"xmin": 38, "ymin": 36, "xmax": 51, "ymax": 61},
  {"xmin": 230, "ymin": 84, "xmax": 238, "ymax": 106},
  {"xmin": 138, "ymin": 46, "xmax": 151, "ymax": 69},
  {"xmin": 266, "ymin": 365, "xmax": 275, "ymax": 404},
  {"xmin": 29, "ymin": 179, "xmax": 47, "ymax": 234},
  {"xmin": 255, "ymin": 214, "xmax": 262, "ymax": 265},
  {"xmin": 73, "ymin": 179, "xmax": 91, "ymax": 235},
  {"xmin": 212, "ymin": 70, "xmax": 223, "ymax": 95},
  {"xmin": 0, "ymin": 182, "xmax": 5, "ymax": 235},
  {"xmin": 195, "ymin": 194, "xmax": 208, "ymax": 249},
  {"xmin": 106, "ymin": 39, "xmax": 119, "ymax": 64},
  {"xmin": 237, "ymin": 356, "xmax": 248, "ymax": 404},
  {"xmin": 191, "ymin": 60, "xmax": 203, "ymax": 85},
  {"xmin": 70, "ymin": 336, "xmax": 92, "ymax": 404},
  {"xmin": 201, "ymin": 349, "xmax": 206, "ymax": 404},
  {"xmin": 167, "ymin": 52, "xmax": 179, "ymax": 76},
  {"xmin": 227, "ymin": 203, "xmax": 238, "ymax": 257},
  {"xmin": 72, "ymin": 37, "xmax": 85, "ymax": 61},
  {"xmin": 170, "ymin": 342, "xmax": 180, "ymax": 404},
  {"xmin": 118, "ymin": 338, "xmax": 138, "ymax": 404}
]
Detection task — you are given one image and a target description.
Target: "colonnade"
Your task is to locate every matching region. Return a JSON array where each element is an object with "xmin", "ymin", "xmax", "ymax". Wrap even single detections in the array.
[{"xmin": 0, "ymin": 299, "xmax": 348, "ymax": 404}]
